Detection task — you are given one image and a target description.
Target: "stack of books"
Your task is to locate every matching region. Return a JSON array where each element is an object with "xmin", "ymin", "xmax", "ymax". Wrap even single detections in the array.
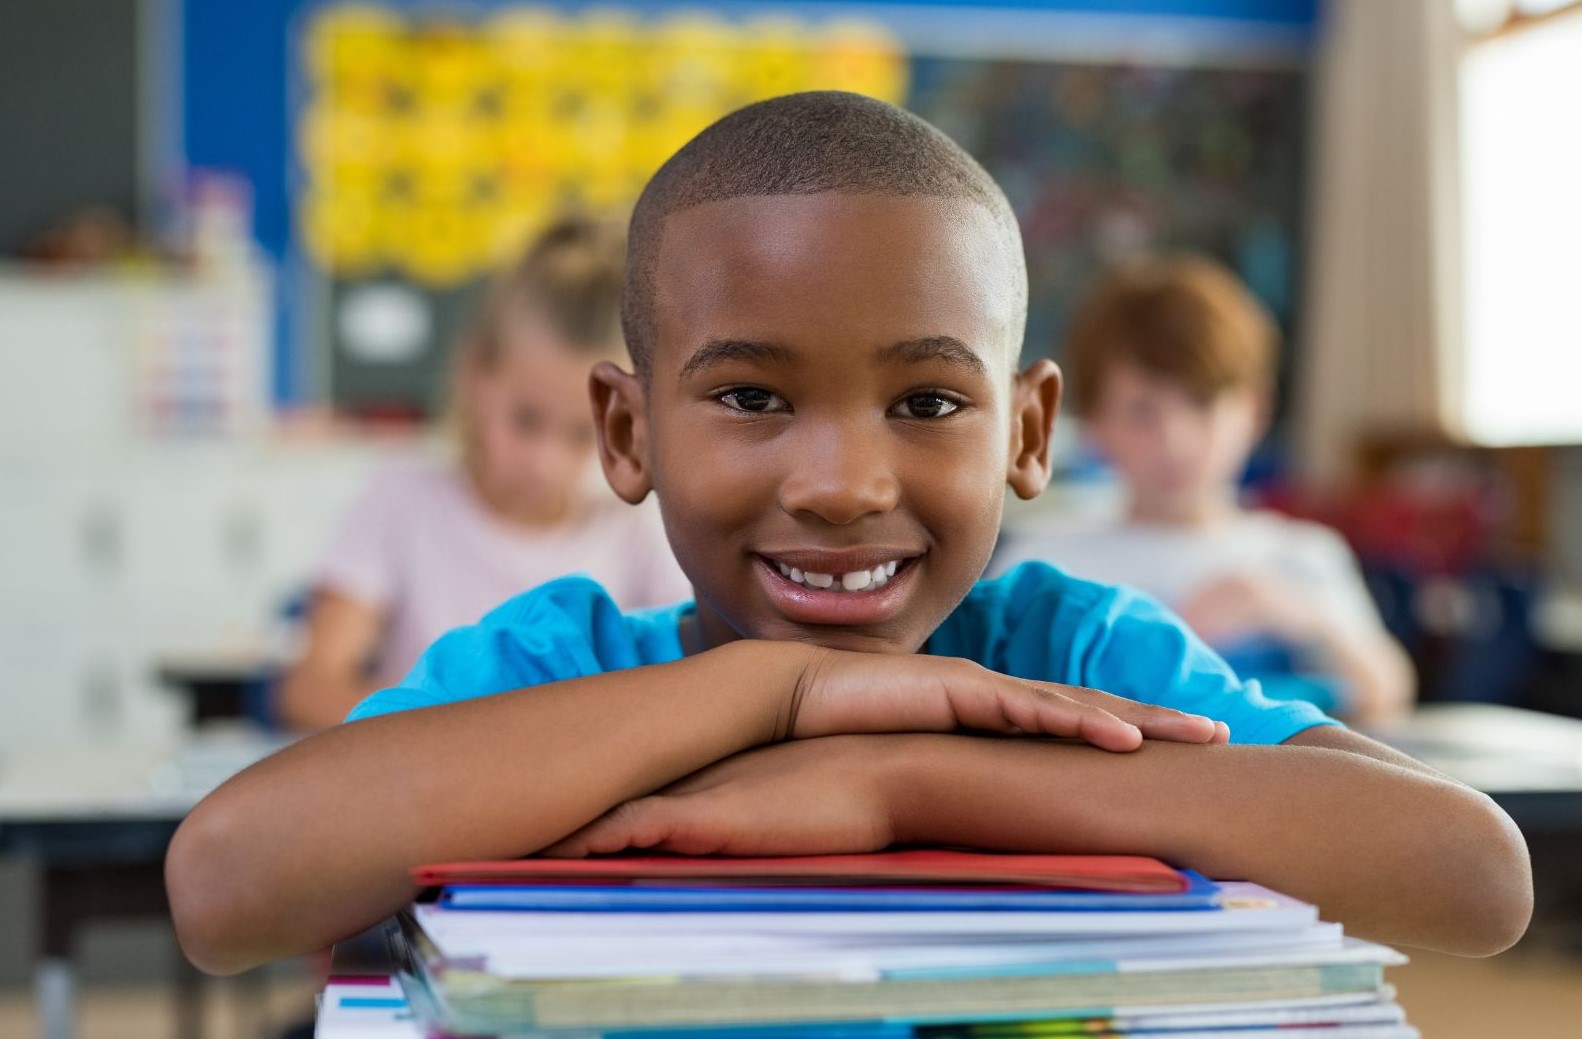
[{"xmin": 318, "ymin": 851, "xmax": 1417, "ymax": 1038}]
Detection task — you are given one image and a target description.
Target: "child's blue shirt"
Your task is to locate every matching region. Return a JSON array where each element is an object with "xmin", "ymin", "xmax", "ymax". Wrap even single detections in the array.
[{"xmin": 347, "ymin": 561, "xmax": 1338, "ymax": 746}]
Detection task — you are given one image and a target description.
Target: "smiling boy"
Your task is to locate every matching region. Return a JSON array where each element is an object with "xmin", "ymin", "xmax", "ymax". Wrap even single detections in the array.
[{"xmin": 167, "ymin": 92, "xmax": 1530, "ymax": 975}]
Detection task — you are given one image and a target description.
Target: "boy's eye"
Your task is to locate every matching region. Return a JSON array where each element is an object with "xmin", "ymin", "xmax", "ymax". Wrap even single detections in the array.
[
  {"xmin": 717, "ymin": 387, "xmax": 788, "ymax": 414},
  {"xmin": 893, "ymin": 393, "xmax": 962, "ymax": 420}
]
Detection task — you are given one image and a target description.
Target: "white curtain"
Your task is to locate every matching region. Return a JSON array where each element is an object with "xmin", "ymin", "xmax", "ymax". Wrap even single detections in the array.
[{"xmin": 1294, "ymin": 0, "xmax": 1466, "ymax": 481}]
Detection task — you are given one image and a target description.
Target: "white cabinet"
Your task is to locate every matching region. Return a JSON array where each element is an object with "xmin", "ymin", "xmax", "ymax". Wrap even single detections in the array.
[
  {"xmin": 0, "ymin": 464, "xmax": 122, "ymax": 608},
  {"xmin": 0, "ymin": 276, "xmax": 129, "ymax": 456},
  {"xmin": 0, "ymin": 269, "xmax": 389, "ymax": 747},
  {"xmin": 121, "ymin": 448, "xmax": 263, "ymax": 648},
  {"xmin": 0, "ymin": 463, "xmax": 127, "ymax": 749}
]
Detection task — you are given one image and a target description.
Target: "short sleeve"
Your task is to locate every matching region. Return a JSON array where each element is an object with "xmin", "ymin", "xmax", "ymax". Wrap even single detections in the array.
[
  {"xmin": 939, "ymin": 562, "xmax": 1341, "ymax": 747},
  {"xmin": 1071, "ymin": 586, "xmax": 1341, "ymax": 745},
  {"xmin": 315, "ymin": 470, "xmax": 403, "ymax": 608},
  {"xmin": 344, "ymin": 576, "xmax": 636, "ymax": 722}
]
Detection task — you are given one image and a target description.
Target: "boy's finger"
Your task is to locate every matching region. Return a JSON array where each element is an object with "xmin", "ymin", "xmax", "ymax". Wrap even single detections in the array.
[
  {"xmin": 540, "ymin": 798, "xmax": 670, "ymax": 858},
  {"xmin": 948, "ymin": 674, "xmax": 1146, "ymax": 751},
  {"xmin": 1054, "ymin": 686, "xmax": 1220, "ymax": 744},
  {"xmin": 539, "ymin": 818, "xmax": 619, "ymax": 857},
  {"xmin": 1009, "ymin": 689, "xmax": 1142, "ymax": 751},
  {"xmin": 537, "ymin": 832, "xmax": 593, "ymax": 858},
  {"xmin": 1062, "ymin": 701, "xmax": 1143, "ymax": 751},
  {"xmin": 1134, "ymin": 711, "xmax": 1219, "ymax": 742}
]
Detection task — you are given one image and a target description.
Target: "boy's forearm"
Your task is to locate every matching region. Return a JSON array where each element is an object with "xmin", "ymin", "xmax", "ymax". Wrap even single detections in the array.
[
  {"xmin": 168, "ymin": 639, "xmax": 810, "ymax": 974},
  {"xmin": 884, "ymin": 730, "xmax": 1531, "ymax": 956}
]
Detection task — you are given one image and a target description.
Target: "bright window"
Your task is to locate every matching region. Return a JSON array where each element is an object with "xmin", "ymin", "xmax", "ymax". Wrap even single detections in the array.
[{"xmin": 1459, "ymin": 8, "xmax": 1582, "ymax": 445}]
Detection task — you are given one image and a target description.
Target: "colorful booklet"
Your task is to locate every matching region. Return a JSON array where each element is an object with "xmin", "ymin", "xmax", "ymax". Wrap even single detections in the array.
[
  {"xmin": 319, "ymin": 972, "xmax": 1413, "ymax": 1039},
  {"xmin": 378, "ymin": 852, "xmax": 1414, "ymax": 1038},
  {"xmin": 413, "ymin": 850, "xmax": 1197, "ymax": 893},
  {"xmin": 391, "ymin": 908, "xmax": 1401, "ymax": 1034},
  {"xmin": 437, "ymin": 875, "xmax": 1220, "ymax": 913},
  {"xmin": 408, "ymin": 881, "xmax": 1322, "ymax": 982}
]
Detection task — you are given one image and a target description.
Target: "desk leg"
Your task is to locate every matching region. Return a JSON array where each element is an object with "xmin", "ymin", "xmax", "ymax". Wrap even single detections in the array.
[
  {"xmin": 174, "ymin": 942, "xmax": 204, "ymax": 1039},
  {"xmin": 35, "ymin": 957, "xmax": 75, "ymax": 1039},
  {"xmin": 39, "ymin": 857, "xmax": 198, "ymax": 1039}
]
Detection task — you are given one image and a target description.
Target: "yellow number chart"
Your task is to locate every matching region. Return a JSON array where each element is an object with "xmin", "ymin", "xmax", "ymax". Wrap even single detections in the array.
[{"xmin": 297, "ymin": 4, "xmax": 909, "ymax": 287}]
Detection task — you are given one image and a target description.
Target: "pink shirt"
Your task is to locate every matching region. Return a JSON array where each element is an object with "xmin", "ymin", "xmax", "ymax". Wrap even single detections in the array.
[{"xmin": 316, "ymin": 458, "xmax": 692, "ymax": 680}]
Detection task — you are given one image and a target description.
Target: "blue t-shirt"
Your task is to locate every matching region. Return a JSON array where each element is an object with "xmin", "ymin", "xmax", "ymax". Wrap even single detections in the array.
[{"xmin": 348, "ymin": 561, "xmax": 1338, "ymax": 746}]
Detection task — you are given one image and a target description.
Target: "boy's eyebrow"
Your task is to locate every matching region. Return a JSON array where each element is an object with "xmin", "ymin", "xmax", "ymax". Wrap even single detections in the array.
[
  {"xmin": 876, "ymin": 335, "xmax": 988, "ymax": 376},
  {"xmin": 679, "ymin": 335, "xmax": 988, "ymax": 380},
  {"xmin": 679, "ymin": 339, "xmax": 796, "ymax": 379}
]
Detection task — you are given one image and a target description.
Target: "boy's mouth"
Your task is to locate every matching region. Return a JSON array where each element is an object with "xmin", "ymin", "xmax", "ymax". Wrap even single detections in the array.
[
  {"xmin": 770, "ymin": 557, "xmax": 900, "ymax": 591},
  {"xmin": 753, "ymin": 551, "xmax": 921, "ymax": 626}
]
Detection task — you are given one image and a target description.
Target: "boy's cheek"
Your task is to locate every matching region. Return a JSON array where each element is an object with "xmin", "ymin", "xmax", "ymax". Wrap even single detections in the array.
[
  {"xmin": 911, "ymin": 453, "xmax": 1003, "ymax": 558},
  {"xmin": 651, "ymin": 419, "xmax": 763, "ymax": 505}
]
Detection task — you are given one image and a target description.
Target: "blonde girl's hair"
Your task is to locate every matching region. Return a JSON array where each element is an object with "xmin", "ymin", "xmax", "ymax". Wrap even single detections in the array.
[
  {"xmin": 457, "ymin": 215, "xmax": 629, "ymax": 370},
  {"xmin": 447, "ymin": 216, "xmax": 627, "ymax": 458}
]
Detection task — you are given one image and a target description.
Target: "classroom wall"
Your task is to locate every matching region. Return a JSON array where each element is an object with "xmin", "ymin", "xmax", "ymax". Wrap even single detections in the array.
[
  {"xmin": 0, "ymin": 0, "xmax": 140, "ymax": 254},
  {"xmin": 180, "ymin": 0, "xmax": 1321, "ymax": 404},
  {"xmin": 183, "ymin": 0, "xmax": 1322, "ymax": 265}
]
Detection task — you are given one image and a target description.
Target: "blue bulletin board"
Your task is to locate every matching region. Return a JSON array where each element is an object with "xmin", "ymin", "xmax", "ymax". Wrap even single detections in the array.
[{"xmin": 181, "ymin": 1, "xmax": 1318, "ymax": 412}]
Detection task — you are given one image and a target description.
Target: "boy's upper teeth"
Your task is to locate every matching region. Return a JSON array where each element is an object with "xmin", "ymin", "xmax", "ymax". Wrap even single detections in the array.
[{"xmin": 775, "ymin": 558, "xmax": 903, "ymax": 590}]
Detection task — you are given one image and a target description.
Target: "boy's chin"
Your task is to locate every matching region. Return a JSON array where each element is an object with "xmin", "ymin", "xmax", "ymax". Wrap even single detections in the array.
[{"xmin": 753, "ymin": 621, "xmax": 927, "ymax": 656}]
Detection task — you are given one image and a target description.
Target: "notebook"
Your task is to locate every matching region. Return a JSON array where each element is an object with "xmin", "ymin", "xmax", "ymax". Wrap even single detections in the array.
[
  {"xmin": 378, "ymin": 852, "xmax": 1413, "ymax": 1038},
  {"xmin": 413, "ymin": 850, "xmax": 1194, "ymax": 893},
  {"xmin": 437, "ymin": 875, "xmax": 1220, "ymax": 914}
]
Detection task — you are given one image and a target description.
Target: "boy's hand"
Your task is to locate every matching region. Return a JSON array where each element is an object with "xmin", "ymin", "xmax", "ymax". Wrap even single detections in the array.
[
  {"xmin": 540, "ymin": 736, "xmax": 897, "ymax": 858},
  {"xmin": 787, "ymin": 650, "xmax": 1228, "ymax": 751}
]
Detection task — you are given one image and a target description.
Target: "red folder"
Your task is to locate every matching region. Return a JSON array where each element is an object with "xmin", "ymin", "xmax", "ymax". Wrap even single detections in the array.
[{"xmin": 412, "ymin": 850, "xmax": 1187, "ymax": 893}]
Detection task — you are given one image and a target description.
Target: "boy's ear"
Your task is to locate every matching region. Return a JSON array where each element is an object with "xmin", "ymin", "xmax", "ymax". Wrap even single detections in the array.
[
  {"xmin": 1006, "ymin": 359, "xmax": 1062, "ymax": 501},
  {"xmin": 590, "ymin": 361, "xmax": 653, "ymax": 504}
]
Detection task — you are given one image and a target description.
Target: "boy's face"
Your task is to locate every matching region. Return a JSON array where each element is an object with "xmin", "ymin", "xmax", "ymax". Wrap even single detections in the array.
[
  {"xmin": 1084, "ymin": 362, "xmax": 1263, "ymax": 521},
  {"xmin": 596, "ymin": 193, "xmax": 1057, "ymax": 654}
]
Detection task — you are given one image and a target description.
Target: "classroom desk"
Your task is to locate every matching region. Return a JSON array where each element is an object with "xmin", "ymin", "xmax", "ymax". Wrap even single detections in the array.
[
  {"xmin": 155, "ymin": 646, "xmax": 281, "ymax": 726},
  {"xmin": 7, "ymin": 705, "xmax": 1582, "ymax": 1039},
  {"xmin": 0, "ymin": 726, "xmax": 293, "ymax": 1039},
  {"xmin": 1364, "ymin": 703, "xmax": 1582, "ymax": 834}
]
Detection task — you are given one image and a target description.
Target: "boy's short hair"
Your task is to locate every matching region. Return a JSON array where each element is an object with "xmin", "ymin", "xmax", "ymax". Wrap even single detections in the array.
[
  {"xmin": 621, "ymin": 90, "xmax": 1026, "ymax": 377},
  {"xmin": 1064, "ymin": 255, "xmax": 1277, "ymax": 416}
]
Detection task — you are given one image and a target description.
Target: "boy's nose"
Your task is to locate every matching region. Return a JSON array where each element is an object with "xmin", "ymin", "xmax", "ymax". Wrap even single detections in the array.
[{"xmin": 777, "ymin": 430, "xmax": 901, "ymax": 525}]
